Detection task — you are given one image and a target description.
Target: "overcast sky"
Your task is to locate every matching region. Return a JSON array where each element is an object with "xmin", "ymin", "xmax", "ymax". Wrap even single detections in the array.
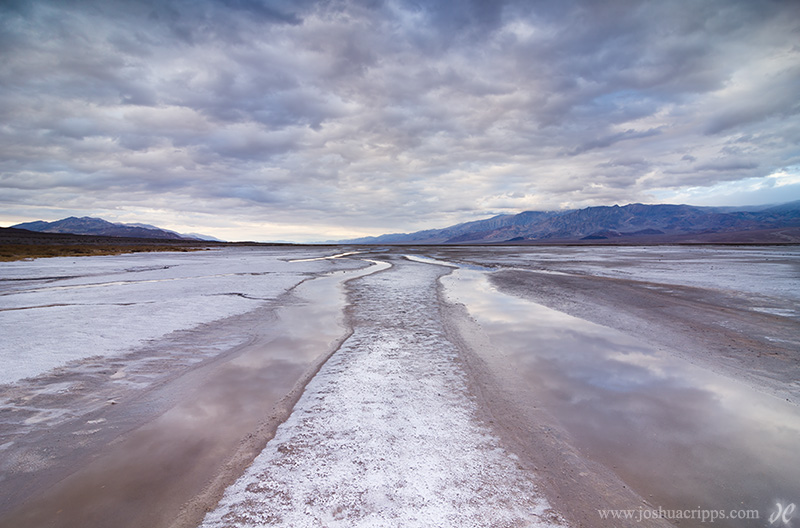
[{"xmin": 1, "ymin": 0, "xmax": 799, "ymax": 242}]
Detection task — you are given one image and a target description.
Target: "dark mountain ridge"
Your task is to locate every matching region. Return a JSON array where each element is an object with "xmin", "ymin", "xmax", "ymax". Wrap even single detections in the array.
[
  {"xmin": 344, "ymin": 202, "xmax": 800, "ymax": 244},
  {"xmin": 11, "ymin": 217, "xmax": 219, "ymax": 241}
]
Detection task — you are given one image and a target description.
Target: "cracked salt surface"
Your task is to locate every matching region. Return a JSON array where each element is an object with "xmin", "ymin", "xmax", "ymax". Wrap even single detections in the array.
[
  {"xmin": 0, "ymin": 247, "xmax": 360, "ymax": 384},
  {"xmin": 202, "ymin": 259, "xmax": 566, "ymax": 528}
]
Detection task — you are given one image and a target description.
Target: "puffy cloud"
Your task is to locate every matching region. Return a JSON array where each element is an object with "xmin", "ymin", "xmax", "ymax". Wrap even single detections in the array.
[{"xmin": 0, "ymin": 0, "xmax": 799, "ymax": 241}]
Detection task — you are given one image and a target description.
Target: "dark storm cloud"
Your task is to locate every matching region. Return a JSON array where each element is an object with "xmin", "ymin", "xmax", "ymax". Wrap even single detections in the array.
[
  {"xmin": 695, "ymin": 160, "xmax": 759, "ymax": 173},
  {"xmin": 0, "ymin": 0, "xmax": 799, "ymax": 240},
  {"xmin": 570, "ymin": 128, "xmax": 663, "ymax": 156}
]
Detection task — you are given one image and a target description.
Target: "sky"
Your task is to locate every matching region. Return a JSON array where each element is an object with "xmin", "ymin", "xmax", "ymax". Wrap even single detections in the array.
[{"xmin": 1, "ymin": 0, "xmax": 799, "ymax": 242}]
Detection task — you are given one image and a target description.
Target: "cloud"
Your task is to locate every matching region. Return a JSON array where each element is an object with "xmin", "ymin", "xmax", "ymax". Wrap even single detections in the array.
[
  {"xmin": 0, "ymin": 0, "xmax": 799, "ymax": 241},
  {"xmin": 570, "ymin": 127, "xmax": 663, "ymax": 156},
  {"xmin": 655, "ymin": 168, "xmax": 800, "ymax": 207},
  {"xmin": 695, "ymin": 160, "xmax": 759, "ymax": 172}
]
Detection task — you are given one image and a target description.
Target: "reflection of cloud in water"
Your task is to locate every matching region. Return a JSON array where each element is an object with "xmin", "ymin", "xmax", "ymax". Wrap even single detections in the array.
[
  {"xmin": 444, "ymin": 246, "xmax": 800, "ymax": 304},
  {"xmin": 0, "ymin": 257, "xmax": 390, "ymax": 528},
  {"xmin": 444, "ymin": 268, "xmax": 800, "ymax": 524},
  {"xmin": 0, "ymin": 248, "xmax": 367, "ymax": 384}
]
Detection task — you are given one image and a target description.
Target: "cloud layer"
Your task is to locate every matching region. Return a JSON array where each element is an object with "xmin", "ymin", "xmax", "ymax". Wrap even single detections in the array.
[{"xmin": 1, "ymin": 0, "xmax": 799, "ymax": 241}]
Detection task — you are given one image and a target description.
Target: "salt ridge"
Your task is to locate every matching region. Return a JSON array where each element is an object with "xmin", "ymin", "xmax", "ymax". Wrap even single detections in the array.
[{"xmin": 202, "ymin": 258, "xmax": 566, "ymax": 528}]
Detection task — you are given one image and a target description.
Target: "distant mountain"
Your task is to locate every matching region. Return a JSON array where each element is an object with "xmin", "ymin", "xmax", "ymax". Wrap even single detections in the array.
[
  {"xmin": 343, "ymin": 202, "xmax": 800, "ymax": 244},
  {"xmin": 183, "ymin": 232, "xmax": 226, "ymax": 242},
  {"xmin": 11, "ymin": 217, "xmax": 221, "ymax": 241}
]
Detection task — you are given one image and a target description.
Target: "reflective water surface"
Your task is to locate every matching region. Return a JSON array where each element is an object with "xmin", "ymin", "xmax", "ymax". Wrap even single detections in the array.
[
  {"xmin": 444, "ymin": 269, "xmax": 800, "ymax": 527},
  {"xmin": 0, "ymin": 260, "xmax": 388, "ymax": 528}
]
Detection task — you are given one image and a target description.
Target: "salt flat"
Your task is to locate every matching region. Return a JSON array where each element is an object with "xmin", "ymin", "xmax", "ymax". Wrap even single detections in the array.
[
  {"xmin": 0, "ymin": 247, "xmax": 356, "ymax": 384},
  {"xmin": 1, "ymin": 245, "xmax": 798, "ymax": 528},
  {"xmin": 202, "ymin": 257, "xmax": 564, "ymax": 528}
]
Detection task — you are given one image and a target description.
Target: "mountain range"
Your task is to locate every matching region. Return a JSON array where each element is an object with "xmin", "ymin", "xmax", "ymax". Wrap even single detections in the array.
[
  {"xmin": 343, "ymin": 202, "xmax": 800, "ymax": 244},
  {"xmin": 11, "ymin": 217, "xmax": 223, "ymax": 242},
  {"xmin": 10, "ymin": 202, "xmax": 800, "ymax": 245}
]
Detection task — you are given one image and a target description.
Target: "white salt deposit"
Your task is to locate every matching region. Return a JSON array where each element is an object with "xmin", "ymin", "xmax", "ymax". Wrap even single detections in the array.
[
  {"xmin": 403, "ymin": 254, "xmax": 458, "ymax": 267},
  {"xmin": 0, "ymin": 248, "xmax": 361, "ymax": 384},
  {"xmin": 201, "ymin": 258, "xmax": 566, "ymax": 528}
]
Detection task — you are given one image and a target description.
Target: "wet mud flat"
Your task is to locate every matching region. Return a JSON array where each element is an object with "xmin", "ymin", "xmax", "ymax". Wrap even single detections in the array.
[
  {"xmin": 1, "ymin": 245, "xmax": 798, "ymax": 528},
  {"xmin": 0, "ymin": 258, "xmax": 380, "ymax": 528},
  {"xmin": 487, "ymin": 271, "xmax": 800, "ymax": 405},
  {"xmin": 195, "ymin": 247, "xmax": 800, "ymax": 528},
  {"xmin": 429, "ymin": 245, "xmax": 800, "ymax": 405},
  {"xmin": 431, "ymin": 246, "xmax": 800, "ymax": 528},
  {"xmin": 200, "ymin": 256, "xmax": 566, "ymax": 527}
]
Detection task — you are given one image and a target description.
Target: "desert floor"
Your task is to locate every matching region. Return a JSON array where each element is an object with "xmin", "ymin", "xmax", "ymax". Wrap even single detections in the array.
[{"xmin": 1, "ymin": 246, "xmax": 798, "ymax": 527}]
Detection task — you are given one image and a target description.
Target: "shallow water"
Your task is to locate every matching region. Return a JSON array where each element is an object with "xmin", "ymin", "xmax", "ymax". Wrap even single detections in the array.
[
  {"xmin": 443, "ymin": 268, "xmax": 800, "ymax": 528},
  {"xmin": 201, "ymin": 257, "xmax": 565, "ymax": 528},
  {"xmin": 0, "ymin": 247, "xmax": 356, "ymax": 384},
  {"xmin": 434, "ymin": 245, "xmax": 800, "ymax": 307},
  {"xmin": 0, "ymin": 259, "xmax": 388, "ymax": 528}
]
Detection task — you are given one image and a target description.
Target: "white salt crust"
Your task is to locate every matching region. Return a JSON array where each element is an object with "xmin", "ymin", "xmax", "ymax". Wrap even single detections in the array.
[{"xmin": 202, "ymin": 259, "xmax": 566, "ymax": 528}]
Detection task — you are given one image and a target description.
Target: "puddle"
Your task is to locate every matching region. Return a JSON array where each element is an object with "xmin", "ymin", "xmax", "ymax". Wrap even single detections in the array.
[
  {"xmin": 752, "ymin": 307, "xmax": 797, "ymax": 318},
  {"xmin": 403, "ymin": 254, "xmax": 458, "ymax": 267},
  {"xmin": 288, "ymin": 251, "xmax": 364, "ymax": 262},
  {"xmin": 404, "ymin": 253, "xmax": 494, "ymax": 271},
  {"xmin": 443, "ymin": 269, "xmax": 800, "ymax": 527},
  {"xmin": 0, "ymin": 260, "xmax": 390, "ymax": 528}
]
